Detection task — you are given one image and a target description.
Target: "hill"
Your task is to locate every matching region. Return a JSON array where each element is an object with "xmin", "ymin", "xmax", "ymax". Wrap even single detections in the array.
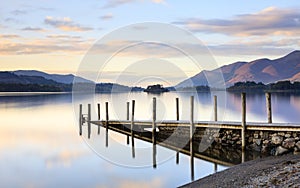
[
  {"xmin": 176, "ymin": 50, "xmax": 300, "ymax": 88},
  {"xmin": 13, "ymin": 70, "xmax": 92, "ymax": 84}
]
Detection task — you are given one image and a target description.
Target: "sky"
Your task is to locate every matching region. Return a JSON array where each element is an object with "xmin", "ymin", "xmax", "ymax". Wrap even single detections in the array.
[{"xmin": 1, "ymin": 0, "xmax": 300, "ymax": 85}]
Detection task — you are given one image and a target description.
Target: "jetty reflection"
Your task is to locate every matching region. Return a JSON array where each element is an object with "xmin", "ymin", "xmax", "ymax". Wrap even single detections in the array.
[
  {"xmin": 91, "ymin": 119, "xmax": 260, "ymax": 181},
  {"xmin": 92, "ymin": 121, "xmax": 253, "ymax": 180}
]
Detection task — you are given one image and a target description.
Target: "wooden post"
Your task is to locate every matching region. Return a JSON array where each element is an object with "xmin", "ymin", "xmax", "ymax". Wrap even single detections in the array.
[
  {"xmin": 214, "ymin": 163, "xmax": 217, "ymax": 173},
  {"xmin": 88, "ymin": 104, "xmax": 91, "ymax": 139},
  {"xmin": 241, "ymin": 93, "xmax": 246, "ymax": 150},
  {"xmin": 190, "ymin": 96, "xmax": 194, "ymax": 181},
  {"xmin": 214, "ymin": 95, "xmax": 217, "ymax": 121},
  {"xmin": 79, "ymin": 104, "xmax": 82, "ymax": 136},
  {"xmin": 105, "ymin": 102, "xmax": 109, "ymax": 131},
  {"xmin": 152, "ymin": 97, "xmax": 156, "ymax": 144},
  {"xmin": 242, "ymin": 148, "xmax": 245, "ymax": 163},
  {"xmin": 176, "ymin": 97, "xmax": 179, "ymax": 121},
  {"xmin": 105, "ymin": 102, "xmax": 109, "ymax": 122},
  {"xmin": 127, "ymin": 102, "xmax": 130, "ymax": 121},
  {"xmin": 175, "ymin": 97, "xmax": 180, "ymax": 162},
  {"xmin": 126, "ymin": 102, "xmax": 130, "ymax": 144},
  {"xmin": 131, "ymin": 100, "xmax": 135, "ymax": 156},
  {"xmin": 266, "ymin": 92, "xmax": 272, "ymax": 123},
  {"xmin": 190, "ymin": 96, "xmax": 194, "ymax": 141},
  {"xmin": 131, "ymin": 100, "xmax": 135, "ymax": 158},
  {"xmin": 97, "ymin": 103, "xmax": 100, "ymax": 135},
  {"xmin": 97, "ymin": 103, "xmax": 100, "ymax": 120}
]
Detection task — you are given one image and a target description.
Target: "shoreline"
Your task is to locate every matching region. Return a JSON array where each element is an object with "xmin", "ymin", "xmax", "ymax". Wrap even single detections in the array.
[{"xmin": 180, "ymin": 153, "xmax": 300, "ymax": 188}]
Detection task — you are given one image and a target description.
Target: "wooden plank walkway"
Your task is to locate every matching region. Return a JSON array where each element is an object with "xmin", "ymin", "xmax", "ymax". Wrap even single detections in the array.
[{"xmin": 91, "ymin": 120, "xmax": 300, "ymax": 132}]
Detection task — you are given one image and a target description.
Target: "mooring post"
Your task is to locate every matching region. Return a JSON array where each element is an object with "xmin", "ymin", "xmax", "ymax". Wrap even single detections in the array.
[
  {"xmin": 175, "ymin": 97, "xmax": 180, "ymax": 163},
  {"xmin": 241, "ymin": 93, "xmax": 246, "ymax": 150},
  {"xmin": 176, "ymin": 97, "xmax": 179, "ymax": 121},
  {"xmin": 131, "ymin": 100, "xmax": 135, "ymax": 152},
  {"xmin": 214, "ymin": 163, "xmax": 217, "ymax": 173},
  {"xmin": 105, "ymin": 102, "xmax": 109, "ymax": 147},
  {"xmin": 190, "ymin": 96, "xmax": 194, "ymax": 181},
  {"xmin": 126, "ymin": 102, "xmax": 130, "ymax": 144},
  {"xmin": 190, "ymin": 96, "xmax": 194, "ymax": 142},
  {"xmin": 105, "ymin": 102, "xmax": 109, "ymax": 130},
  {"xmin": 97, "ymin": 103, "xmax": 100, "ymax": 135},
  {"xmin": 127, "ymin": 102, "xmax": 130, "ymax": 121},
  {"xmin": 79, "ymin": 104, "xmax": 82, "ymax": 136},
  {"xmin": 214, "ymin": 95, "xmax": 217, "ymax": 121},
  {"xmin": 152, "ymin": 97, "xmax": 156, "ymax": 144},
  {"xmin": 97, "ymin": 103, "xmax": 100, "ymax": 120},
  {"xmin": 242, "ymin": 148, "xmax": 245, "ymax": 163},
  {"xmin": 266, "ymin": 92, "xmax": 272, "ymax": 123},
  {"xmin": 88, "ymin": 104, "xmax": 91, "ymax": 139}
]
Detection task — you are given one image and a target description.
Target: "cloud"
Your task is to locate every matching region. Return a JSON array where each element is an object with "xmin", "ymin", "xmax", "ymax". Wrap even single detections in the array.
[
  {"xmin": 37, "ymin": 7, "xmax": 55, "ymax": 12},
  {"xmin": 174, "ymin": 7, "xmax": 300, "ymax": 36},
  {"xmin": 100, "ymin": 13, "xmax": 113, "ymax": 20},
  {"xmin": 103, "ymin": 0, "xmax": 166, "ymax": 8},
  {"xmin": 11, "ymin": 9, "xmax": 27, "ymax": 15},
  {"xmin": 44, "ymin": 16, "xmax": 93, "ymax": 32},
  {"xmin": 46, "ymin": 34, "xmax": 82, "ymax": 39},
  {"xmin": 102, "ymin": 0, "xmax": 135, "ymax": 8},
  {"xmin": 21, "ymin": 27, "xmax": 46, "ymax": 32},
  {"xmin": 4, "ymin": 17, "xmax": 20, "ymax": 23},
  {"xmin": 208, "ymin": 44, "xmax": 294, "ymax": 57},
  {"xmin": 0, "ymin": 34, "xmax": 20, "ymax": 39},
  {"xmin": 0, "ymin": 36, "xmax": 92, "ymax": 55}
]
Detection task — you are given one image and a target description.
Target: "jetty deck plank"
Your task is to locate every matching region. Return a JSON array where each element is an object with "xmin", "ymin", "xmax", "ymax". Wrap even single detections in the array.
[{"xmin": 90, "ymin": 120, "xmax": 300, "ymax": 132}]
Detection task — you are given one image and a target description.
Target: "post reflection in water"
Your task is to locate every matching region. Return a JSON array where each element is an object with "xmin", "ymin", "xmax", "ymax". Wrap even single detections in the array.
[
  {"xmin": 131, "ymin": 136, "xmax": 135, "ymax": 158},
  {"xmin": 153, "ymin": 142, "xmax": 157, "ymax": 169},
  {"xmin": 105, "ymin": 128, "xmax": 108, "ymax": 147}
]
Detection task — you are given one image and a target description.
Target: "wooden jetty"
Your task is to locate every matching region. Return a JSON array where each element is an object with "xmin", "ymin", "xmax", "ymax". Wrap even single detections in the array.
[{"xmin": 78, "ymin": 92, "xmax": 300, "ymax": 176}]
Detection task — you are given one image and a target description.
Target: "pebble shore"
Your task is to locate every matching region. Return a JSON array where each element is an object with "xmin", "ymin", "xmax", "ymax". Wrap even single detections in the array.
[{"xmin": 180, "ymin": 153, "xmax": 300, "ymax": 188}]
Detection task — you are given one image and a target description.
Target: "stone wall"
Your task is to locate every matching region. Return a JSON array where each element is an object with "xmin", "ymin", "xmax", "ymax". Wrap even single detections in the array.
[{"xmin": 158, "ymin": 127, "xmax": 300, "ymax": 156}]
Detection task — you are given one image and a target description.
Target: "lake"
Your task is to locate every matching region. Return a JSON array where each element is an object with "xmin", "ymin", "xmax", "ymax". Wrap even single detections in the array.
[{"xmin": 1, "ymin": 91, "xmax": 300, "ymax": 187}]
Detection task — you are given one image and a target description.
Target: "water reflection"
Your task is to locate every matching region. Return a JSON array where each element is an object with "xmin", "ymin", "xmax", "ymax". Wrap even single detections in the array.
[
  {"xmin": 1, "ymin": 91, "xmax": 300, "ymax": 187},
  {"xmin": 87, "ymin": 121, "xmax": 264, "ymax": 181}
]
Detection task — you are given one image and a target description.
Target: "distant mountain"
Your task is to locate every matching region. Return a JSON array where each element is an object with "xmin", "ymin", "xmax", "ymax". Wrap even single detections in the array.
[
  {"xmin": 176, "ymin": 50, "xmax": 300, "ymax": 88},
  {"xmin": 0, "ymin": 71, "xmax": 144, "ymax": 92},
  {"xmin": 0, "ymin": 71, "xmax": 59, "ymax": 85},
  {"xmin": 13, "ymin": 70, "xmax": 92, "ymax": 84}
]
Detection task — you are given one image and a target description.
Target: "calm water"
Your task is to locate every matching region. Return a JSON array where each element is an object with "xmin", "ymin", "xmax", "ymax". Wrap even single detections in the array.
[{"xmin": 1, "ymin": 91, "xmax": 300, "ymax": 187}]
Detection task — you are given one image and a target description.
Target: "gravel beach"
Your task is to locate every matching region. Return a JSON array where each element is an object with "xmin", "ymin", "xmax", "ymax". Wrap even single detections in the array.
[{"xmin": 180, "ymin": 153, "xmax": 300, "ymax": 188}]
